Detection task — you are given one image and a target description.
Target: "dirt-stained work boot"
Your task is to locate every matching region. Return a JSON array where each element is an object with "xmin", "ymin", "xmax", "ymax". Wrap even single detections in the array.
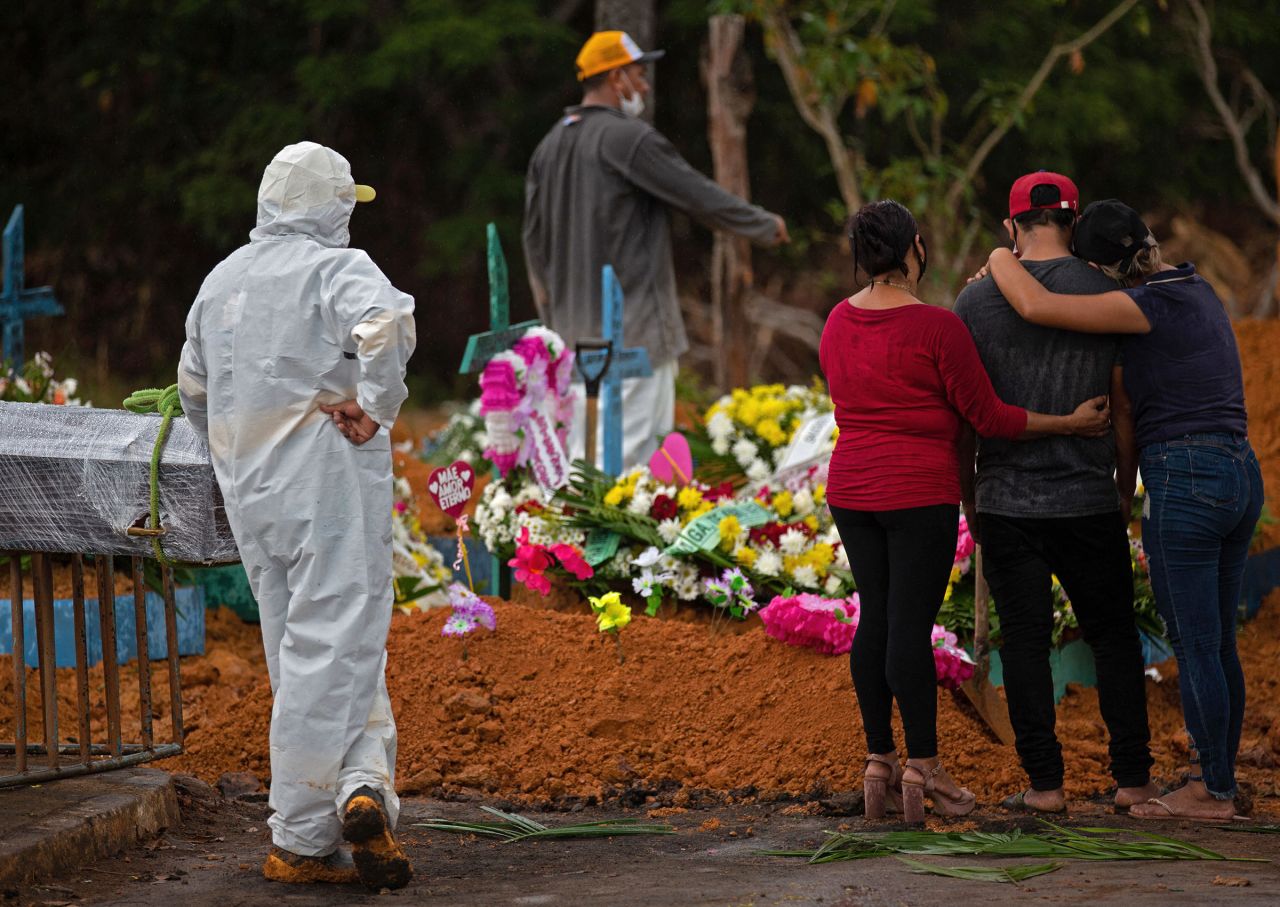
[
  {"xmin": 342, "ymin": 785, "xmax": 413, "ymax": 891},
  {"xmin": 262, "ymin": 845, "xmax": 359, "ymax": 884}
]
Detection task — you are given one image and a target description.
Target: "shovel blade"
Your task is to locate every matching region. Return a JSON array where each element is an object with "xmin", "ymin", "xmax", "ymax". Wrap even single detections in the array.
[{"xmin": 959, "ymin": 673, "xmax": 1016, "ymax": 747}]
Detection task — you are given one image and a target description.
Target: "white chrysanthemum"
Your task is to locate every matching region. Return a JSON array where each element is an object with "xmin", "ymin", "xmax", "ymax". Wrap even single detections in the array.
[
  {"xmin": 746, "ymin": 458, "xmax": 770, "ymax": 482},
  {"xmin": 659, "ymin": 555, "xmax": 682, "ymax": 575},
  {"xmin": 791, "ymin": 565, "xmax": 820, "ymax": 588},
  {"xmin": 628, "ymin": 491, "xmax": 654, "ymax": 515},
  {"xmin": 657, "ymin": 518, "xmax": 682, "ymax": 544},
  {"xmin": 835, "ymin": 545, "xmax": 850, "ymax": 570},
  {"xmin": 756, "ymin": 550, "xmax": 783, "ymax": 577},
  {"xmin": 707, "ymin": 410, "xmax": 734, "ymax": 442},
  {"xmin": 779, "ymin": 528, "xmax": 809, "ymax": 556},
  {"xmin": 712, "ymin": 436, "xmax": 730, "ymax": 456},
  {"xmin": 676, "ymin": 576, "xmax": 700, "ymax": 600},
  {"xmin": 824, "ymin": 574, "xmax": 844, "ymax": 595},
  {"xmin": 792, "ymin": 488, "xmax": 815, "ymax": 516},
  {"xmin": 732, "ymin": 438, "xmax": 759, "ymax": 465},
  {"xmin": 773, "ymin": 446, "xmax": 788, "ymax": 466}
]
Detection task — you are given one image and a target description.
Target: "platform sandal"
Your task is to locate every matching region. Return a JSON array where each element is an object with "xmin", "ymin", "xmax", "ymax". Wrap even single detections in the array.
[
  {"xmin": 902, "ymin": 760, "xmax": 977, "ymax": 823},
  {"xmin": 863, "ymin": 753, "xmax": 904, "ymax": 820}
]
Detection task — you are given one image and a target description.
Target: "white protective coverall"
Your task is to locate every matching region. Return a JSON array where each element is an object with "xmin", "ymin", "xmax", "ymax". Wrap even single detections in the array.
[{"xmin": 177, "ymin": 142, "xmax": 416, "ymax": 857}]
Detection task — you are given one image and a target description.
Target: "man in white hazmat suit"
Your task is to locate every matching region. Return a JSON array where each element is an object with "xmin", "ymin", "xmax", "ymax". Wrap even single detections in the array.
[{"xmin": 177, "ymin": 141, "xmax": 416, "ymax": 889}]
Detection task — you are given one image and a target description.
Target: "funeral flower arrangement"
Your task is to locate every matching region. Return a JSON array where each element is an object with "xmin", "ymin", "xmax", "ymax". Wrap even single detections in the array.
[
  {"xmin": 0, "ymin": 352, "xmax": 86, "ymax": 406},
  {"xmin": 701, "ymin": 380, "xmax": 834, "ymax": 480},
  {"xmin": 479, "ymin": 327, "xmax": 577, "ymax": 477}
]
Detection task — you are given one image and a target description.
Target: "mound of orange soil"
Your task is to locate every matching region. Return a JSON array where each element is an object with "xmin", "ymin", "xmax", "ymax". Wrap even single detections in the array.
[{"xmin": 149, "ymin": 591, "xmax": 1280, "ymax": 808}]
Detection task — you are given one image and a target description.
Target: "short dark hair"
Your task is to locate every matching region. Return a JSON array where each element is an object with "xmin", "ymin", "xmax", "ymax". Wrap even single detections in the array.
[
  {"xmin": 581, "ymin": 71, "xmax": 609, "ymax": 92},
  {"xmin": 1012, "ymin": 207, "xmax": 1075, "ymax": 232},
  {"xmin": 847, "ymin": 200, "xmax": 920, "ymax": 282}
]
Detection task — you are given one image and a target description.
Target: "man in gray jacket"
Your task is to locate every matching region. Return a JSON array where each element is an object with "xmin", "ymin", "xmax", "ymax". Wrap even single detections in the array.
[{"xmin": 523, "ymin": 30, "xmax": 788, "ymax": 468}]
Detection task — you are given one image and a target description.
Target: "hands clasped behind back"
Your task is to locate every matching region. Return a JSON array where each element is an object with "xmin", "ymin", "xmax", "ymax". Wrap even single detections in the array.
[{"xmin": 320, "ymin": 399, "xmax": 381, "ymax": 445}]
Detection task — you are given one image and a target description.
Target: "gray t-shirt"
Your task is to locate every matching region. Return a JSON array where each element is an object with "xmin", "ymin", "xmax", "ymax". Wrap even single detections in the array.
[{"xmin": 954, "ymin": 257, "xmax": 1121, "ymax": 518}]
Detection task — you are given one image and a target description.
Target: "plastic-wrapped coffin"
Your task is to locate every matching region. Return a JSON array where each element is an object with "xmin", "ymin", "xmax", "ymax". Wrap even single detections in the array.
[{"xmin": 0, "ymin": 401, "xmax": 239, "ymax": 563}]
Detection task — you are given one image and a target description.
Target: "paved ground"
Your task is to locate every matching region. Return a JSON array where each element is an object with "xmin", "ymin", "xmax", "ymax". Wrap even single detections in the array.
[{"xmin": 8, "ymin": 779, "xmax": 1280, "ymax": 906}]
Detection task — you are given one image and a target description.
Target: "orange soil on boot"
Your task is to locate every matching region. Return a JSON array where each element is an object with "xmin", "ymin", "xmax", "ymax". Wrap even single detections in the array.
[
  {"xmin": 262, "ymin": 847, "xmax": 359, "ymax": 885},
  {"xmin": 343, "ymin": 794, "xmax": 413, "ymax": 891}
]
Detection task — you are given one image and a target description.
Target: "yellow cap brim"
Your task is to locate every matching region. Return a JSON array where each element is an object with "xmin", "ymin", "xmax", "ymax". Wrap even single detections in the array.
[{"xmin": 354, "ymin": 184, "xmax": 376, "ymax": 203}]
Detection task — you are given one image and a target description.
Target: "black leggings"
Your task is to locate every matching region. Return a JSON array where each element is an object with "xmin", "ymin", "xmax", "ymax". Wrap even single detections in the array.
[{"xmin": 830, "ymin": 503, "xmax": 959, "ymax": 758}]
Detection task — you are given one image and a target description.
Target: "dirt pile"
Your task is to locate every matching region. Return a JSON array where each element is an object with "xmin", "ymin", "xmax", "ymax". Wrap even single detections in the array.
[
  {"xmin": 1235, "ymin": 320, "xmax": 1280, "ymax": 551},
  {"xmin": 151, "ymin": 591, "xmax": 1280, "ymax": 807}
]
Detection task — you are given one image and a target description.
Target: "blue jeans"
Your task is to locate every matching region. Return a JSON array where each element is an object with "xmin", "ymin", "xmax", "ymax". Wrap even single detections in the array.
[{"xmin": 1140, "ymin": 433, "xmax": 1264, "ymax": 799}]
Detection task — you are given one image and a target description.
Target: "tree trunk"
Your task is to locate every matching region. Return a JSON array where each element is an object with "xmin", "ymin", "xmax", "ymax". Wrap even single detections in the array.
[
  {"xmin": 704, "ymin": 15, "xmax": 756, "ymax": 390},
  {"xmin": 595, "ymin": 0, "xmax": 656, "ymax": 121}
]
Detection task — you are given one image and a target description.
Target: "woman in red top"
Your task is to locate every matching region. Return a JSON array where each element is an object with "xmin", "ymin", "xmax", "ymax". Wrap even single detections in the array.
[{"xmin": 820, "ymin": 200, "xmax": 1110, "ymax": 823}]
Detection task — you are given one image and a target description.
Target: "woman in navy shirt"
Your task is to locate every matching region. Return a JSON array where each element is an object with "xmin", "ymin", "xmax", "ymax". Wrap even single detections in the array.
[{"xmin": 987, "ymin": 200, "xmax": 1263, "ymax": 822}]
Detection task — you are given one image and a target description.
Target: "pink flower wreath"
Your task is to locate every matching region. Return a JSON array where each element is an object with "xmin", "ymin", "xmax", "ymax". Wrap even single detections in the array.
[
  {"xmin": 759, "ymin": 593, "xmax": 975, "ymax": 689},
  {"xmin": 478, "ymin": 327, "xmax": 577, "ymax": 476}
]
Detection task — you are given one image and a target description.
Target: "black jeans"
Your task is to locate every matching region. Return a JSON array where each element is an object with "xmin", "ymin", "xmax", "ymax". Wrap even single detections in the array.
[
  {"xmin": 830, "ymin": 503, "xmax": 959, "ymax": 759},
  {"xmin": 980, "ymin": 510, "xmax": 1153, "ymax": 791}
]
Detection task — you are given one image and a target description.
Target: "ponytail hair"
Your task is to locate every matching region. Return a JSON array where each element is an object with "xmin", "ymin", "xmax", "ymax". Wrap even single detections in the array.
[{"xmin": 847, "ymin": 200, "xmax": 923, "ymax": 284}]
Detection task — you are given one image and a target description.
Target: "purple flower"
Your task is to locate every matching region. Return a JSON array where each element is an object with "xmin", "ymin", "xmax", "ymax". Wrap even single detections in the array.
[{"xmin": 442, "ymin": 614, "xmax": 478, "ymax": 637}]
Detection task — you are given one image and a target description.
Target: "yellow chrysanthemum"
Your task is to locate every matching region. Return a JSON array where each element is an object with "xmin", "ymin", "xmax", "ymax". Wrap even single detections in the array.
[
  {"xmin": 772, "ymin": 490, "xmax": 794, "ymax": 519},
  {"xmin": 803, "ymin": 515, "xmax": 820, "ymax": 531},
  {"xmin": 733, "ymin": 545, "xmax": 757, "ymax": 567},
  {"xmin": 603, "ymin": 486, "xmax": 626, "ymax": 507},
  {"xmin": 718, "ymin": 515, "xmax": 742, "ymax": 551},
  {"xmin": 677, "ymin": 486, "xmax": 704, "ymax": 511},
  {"xmin": 807, "ymin": 543, "xmax": 835, "ymax": 569},
  {"xmin": 950, "ymin": 565, "xmax": 962, "ymax": 584},
  {"xmin": 813, "ymin": 483, "xmax": 826, "ymax": 504},
  {"xmin": 756, "ymin": 418, "xmax": 787, "ymax": 447},
  {"xmin": 684, "ymin": 501, "xmax": 715, "ymax": 524}
]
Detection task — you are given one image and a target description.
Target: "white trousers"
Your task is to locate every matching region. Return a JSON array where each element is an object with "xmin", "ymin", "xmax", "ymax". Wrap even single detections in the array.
[
  {"xmin": 569, "ymin": 359, "xmax": 676, "ymax": 472},
  {"xmin": 234, "ymin": 455, "xmax": 401, "ymax": 857}
]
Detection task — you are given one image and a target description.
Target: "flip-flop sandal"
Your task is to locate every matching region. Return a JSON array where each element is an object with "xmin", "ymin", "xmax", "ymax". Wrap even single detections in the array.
[
  {"xmin": 1000, "ymin": 789, "xmax": 1067, "ymax": 815},
  {"xmin": 1129, "ymin": 797, "xmax": 1249, "ymax": 824}
]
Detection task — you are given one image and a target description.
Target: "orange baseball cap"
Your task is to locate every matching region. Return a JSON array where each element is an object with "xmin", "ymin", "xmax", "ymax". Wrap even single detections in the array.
[{"xmin": 576, "ymin": 30, "xmax": 665, "ymax": 81}]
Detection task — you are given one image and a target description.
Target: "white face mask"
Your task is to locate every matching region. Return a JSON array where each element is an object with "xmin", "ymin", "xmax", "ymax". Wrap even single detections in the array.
[{"xmin": 619, "ymin": 71, "xmax": 646, "ymax": 118}]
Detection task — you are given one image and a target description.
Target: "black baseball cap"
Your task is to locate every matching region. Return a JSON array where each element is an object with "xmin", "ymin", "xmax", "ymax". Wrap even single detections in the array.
[{"xmin": 1073, "ymin": 199, "xmax": 1155, "ymax": 266}]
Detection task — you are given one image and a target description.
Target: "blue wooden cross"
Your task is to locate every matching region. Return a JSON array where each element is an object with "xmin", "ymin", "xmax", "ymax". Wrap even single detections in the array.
[
  {"xmin": 575, "ymin": 265, "xmax": 652, "ymax": 476},
  {"xmin": 458, "ymin": 223, "xmax": 540, "ymax": 374},
  {"xmin": 1, "ymin": 206, "xmax": 62, "ymax": 369}
]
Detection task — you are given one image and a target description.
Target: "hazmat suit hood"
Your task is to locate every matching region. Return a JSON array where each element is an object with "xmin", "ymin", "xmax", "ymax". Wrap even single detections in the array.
[{"xmin": 251, "ymin": 141, "xmax": 361, "ymax": 249}]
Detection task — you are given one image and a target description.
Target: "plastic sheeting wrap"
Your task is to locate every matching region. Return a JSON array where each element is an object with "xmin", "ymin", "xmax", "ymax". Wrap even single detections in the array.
[{"xmin": 0, "ymin": 402, "xmax": 239, "ymax": 563}]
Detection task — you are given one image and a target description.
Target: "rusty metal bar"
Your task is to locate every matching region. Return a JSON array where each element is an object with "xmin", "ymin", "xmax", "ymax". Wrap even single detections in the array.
[
  {"xmin": 161, "ymin": 566, "xmax": 184, "ymax": 744},
  {"xmin": 95, "ymin": 556, "xmax": 122, "ymax": 759},
  {"xmin": 8, "ymin": 555, "xmax": 25, "ymax": 774},
  {"xmin": 32, "ymin": 553, "xmax": 59, "ymax": 771},
  {"xmin": 0, "ymin": 741, "xmax": 178, "ymax": 757},
  {"xmin": 131, "ymin": 558, "xmax": 153, "ymax": 751},
  {"xmin": 70, "ymin": 556, "xmax": 91, "ymax": 763},
  {"xmin": 0, "ymin": 744, "xmax": 183, "ymax": 788}
]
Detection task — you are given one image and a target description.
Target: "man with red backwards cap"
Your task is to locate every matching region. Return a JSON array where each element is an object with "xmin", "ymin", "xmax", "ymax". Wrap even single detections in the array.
[
  {"xmin": 954, "ymin": 172, "xmax": 1159, "ymax": 814},
  {"xmin": 523, "ymin": 31, "xmax": 789, "ymax": 468}
]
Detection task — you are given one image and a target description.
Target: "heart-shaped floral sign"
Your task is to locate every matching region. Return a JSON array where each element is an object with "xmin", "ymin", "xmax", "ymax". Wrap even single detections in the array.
[
  {"xmin": 648, "ymin": 432, "xmax": 693, "ymax": 486},
  {"xmin": 427, "ymin": 460, "xmax": 475, "ymax": 519}
]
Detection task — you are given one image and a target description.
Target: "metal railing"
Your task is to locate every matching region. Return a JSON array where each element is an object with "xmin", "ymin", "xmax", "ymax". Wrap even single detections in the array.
[{"xmin": 2, "ymin": 551, "xmax": 184, "ymax": 786}]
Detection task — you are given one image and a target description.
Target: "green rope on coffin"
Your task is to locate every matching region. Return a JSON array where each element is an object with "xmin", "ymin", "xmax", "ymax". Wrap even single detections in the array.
[{"xmin": 123, "ymin": 384, "xmax": 183, "ymax": 565}]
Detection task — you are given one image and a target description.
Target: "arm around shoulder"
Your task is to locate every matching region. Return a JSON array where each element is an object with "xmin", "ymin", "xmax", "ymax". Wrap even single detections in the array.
[{"xmin": 987, "ymin": 248, "xmax": 1151, "ymax": 334}]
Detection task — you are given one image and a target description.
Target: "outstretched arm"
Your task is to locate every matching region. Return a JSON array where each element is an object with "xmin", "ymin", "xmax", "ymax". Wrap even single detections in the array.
[
  {"xmin": 625, "ymin": 131, "xmax": 787, "ymax": 246},
  {"xmin": 987, "ymin": 248, "xmax": 1152, "ymax": 334}
]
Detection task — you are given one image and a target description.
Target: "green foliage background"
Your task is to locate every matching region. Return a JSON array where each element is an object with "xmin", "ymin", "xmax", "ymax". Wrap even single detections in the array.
[{"xmin": 2, "ymin": 0, "xmax": 1277, "ymax": 400}]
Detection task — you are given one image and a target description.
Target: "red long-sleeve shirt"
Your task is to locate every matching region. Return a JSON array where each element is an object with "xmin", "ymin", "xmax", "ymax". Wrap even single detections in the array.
[{"xmin": 819, "ymin": 301, "xmax": 1028, "ymax": 511}]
